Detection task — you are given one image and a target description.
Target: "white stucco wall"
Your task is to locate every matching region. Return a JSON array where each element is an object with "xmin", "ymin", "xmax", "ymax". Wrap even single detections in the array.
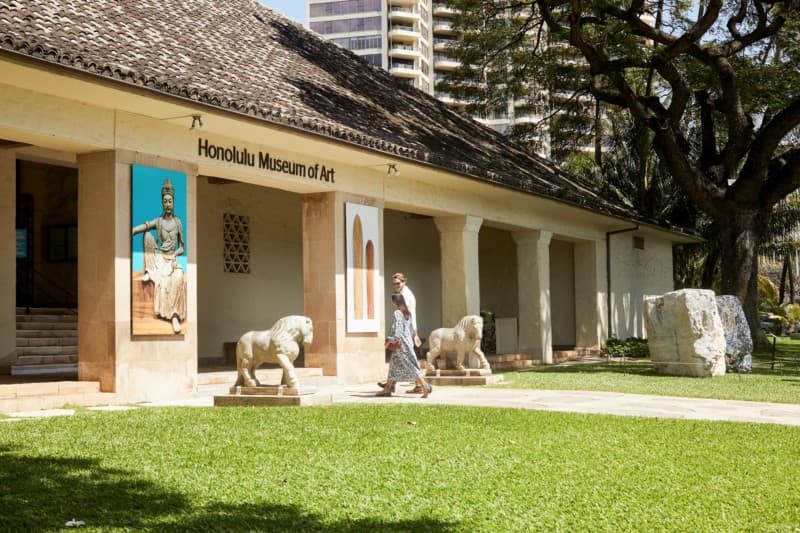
[
  {"xmin": 197, "ymin": 177, "xmax": 304, "ymax": 360},
  {"xmin": 550, "ymin": 239, "xmax": 576, "ymax": 347},
  {"xmin": 609, "ymin": 231, "xmax": 674, "ymax": 339},
  {"xmin": 383, "ymin": 209, "xmax": 441, "ymax": 340}
]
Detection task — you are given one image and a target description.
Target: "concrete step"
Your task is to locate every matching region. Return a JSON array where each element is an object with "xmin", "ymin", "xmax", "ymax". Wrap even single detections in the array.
[
  {"xmin": 16, "ymin": 337, "xmax": 77, "ymax": 348},
  {"xmin": 10, "ymin": 362, "xmax": 78, "ymax": 377},
  {"xmin": 13, "ymin": 354, "xmax": 78, "ymax": 366},
  {"xmin": 16, "ymin": 329, "xmax": 78, "ymax": 338},
  {"xmin": 491, "ymin": 360, "xmax": 538, "ymax": 370},
  {"xmin": 16, "ymin": 345, "xmax": 77, "ymax": 356},
  {"xmin": 16, "ymin": 314, "xmax": 78, "ymax": 323},
  {"xmin": 553, "ymin": 348, "xmax": 603, "ymax": 363},
  {"xmin": 487, "ymin": 353, "xmax": 536, "ymax": 363},
  {"xmin": 17, "ymin": 321, "xmax": 78, "ymax": 331},
  {"xmin": 0, "ymin": 380, "xmax": 117, "ymax": 414},
  {"xmin": 198, "ymin": 367, "xmax": 329, "ymax": 386},
  {"xmin": 15, "ymin": 307, "xmax": 76, "ymax": 316}
]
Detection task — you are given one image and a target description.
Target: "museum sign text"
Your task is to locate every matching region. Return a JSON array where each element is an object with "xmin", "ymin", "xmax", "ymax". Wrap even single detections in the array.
[{"xmin": 197, "ymin": 138, "xmax": 335, "ymax": 182}]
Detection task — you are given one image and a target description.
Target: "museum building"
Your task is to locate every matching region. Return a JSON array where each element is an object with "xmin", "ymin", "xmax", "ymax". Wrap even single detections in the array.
[{"xmin": 0, "ymin": 0, "xmax": 694, "ymax": 405}]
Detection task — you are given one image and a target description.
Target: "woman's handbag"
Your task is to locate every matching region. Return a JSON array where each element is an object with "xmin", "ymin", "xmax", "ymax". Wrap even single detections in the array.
[{"xmin": 385, "ymin": 339, "xmax": 401, "ymax": 351}]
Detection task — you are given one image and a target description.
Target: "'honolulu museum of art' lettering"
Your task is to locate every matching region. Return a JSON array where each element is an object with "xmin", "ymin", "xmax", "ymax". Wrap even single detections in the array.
[{"xmin": 198, "ymin": 138, "xmax": 335, "ymax": 182}]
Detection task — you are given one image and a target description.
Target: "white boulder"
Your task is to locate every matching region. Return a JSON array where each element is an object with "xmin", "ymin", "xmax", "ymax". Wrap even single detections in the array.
[{"xmin": 644, "ymin": 289, "xmax": 726, "ymax": 377}]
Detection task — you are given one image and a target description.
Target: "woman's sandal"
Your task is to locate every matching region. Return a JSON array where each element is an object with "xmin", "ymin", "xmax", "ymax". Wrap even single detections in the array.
[{"xmin": 421, "ymin": 382, "xmax": 432, "ymax": 399}]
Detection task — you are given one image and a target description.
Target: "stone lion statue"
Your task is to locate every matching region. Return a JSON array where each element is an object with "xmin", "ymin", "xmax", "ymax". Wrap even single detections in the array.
[
  {"xmin": 426, "ymin": 315, "xmax": 491, "ymax": 373},
  {"xmin": 234, "ymin": 315, "xmax": 313, "ymax": 389}
]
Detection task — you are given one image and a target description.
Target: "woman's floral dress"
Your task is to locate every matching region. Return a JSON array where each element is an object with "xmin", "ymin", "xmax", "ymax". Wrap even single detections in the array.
[{"xmin": 386, "ymin": 309, "xmax": 423, "ymax": 381}]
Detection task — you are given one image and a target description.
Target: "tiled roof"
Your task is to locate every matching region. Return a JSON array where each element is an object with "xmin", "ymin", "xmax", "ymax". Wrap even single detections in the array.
[{"xmin": 1, "ymin": 0, "xmax": 656, "ymax": 224}]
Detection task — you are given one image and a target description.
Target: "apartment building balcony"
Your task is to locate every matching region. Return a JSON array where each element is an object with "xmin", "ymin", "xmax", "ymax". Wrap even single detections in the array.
[
  {"xmin": 435, "ymin": 91, "xmax": 467, "ymax": 107},
  {"xmin": 389, "ymin": 43, "xmax": 422, "ymax": 60},
  {"xmin": 433, "ymin": 38, "xmax": 456, "ymax": 52},
  {"xmin": 434, "ymin": 55, "xmax": 461, "ymax": 70},
  {"xmin": 390, "ymin": 61, "xmax": 423, "ymax": 78},
  {"xmin": 389, "ymin": 24, "xmax": 421, "ymax": 42},
  {"xmin": 389, "ymin": 6, "xmax": 419, "ymax": 23},
  {"xmin": 432, "ymin": 19, "xmax": 456, "ymax": 35},
  {"xmin": 432, "ymin": 3, "xmax": 457, "ymax": 16},
  {"xmin": 389, "ymin": 0, "xmax": 416, "ymax": 5}
]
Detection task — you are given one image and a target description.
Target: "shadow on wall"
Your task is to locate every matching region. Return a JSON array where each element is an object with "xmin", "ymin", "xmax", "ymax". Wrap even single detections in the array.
[{"xmin": 611, "ymin": 293, "xmax": 647, "ymax": 339}]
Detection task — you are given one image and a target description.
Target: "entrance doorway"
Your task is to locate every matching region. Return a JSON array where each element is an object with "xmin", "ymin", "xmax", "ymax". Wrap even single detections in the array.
[
  {"xmin": 13, "ymin": 159, "xmax": 79, "ymax": 378},
  {"xmin": 16, "ymin": 159, "xmax": 78, "ymax": 308}
]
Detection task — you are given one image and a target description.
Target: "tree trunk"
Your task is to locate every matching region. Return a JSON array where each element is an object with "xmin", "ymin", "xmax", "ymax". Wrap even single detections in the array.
[
  {"xmin": 780, "ymin": 255, "xmax": 789, "ymax": 303},
  {"xmin": 700, "ymin": 244, "xmax": 720, "ymax": 289},
  {"xmin": 719, "ymin": 210, "xmax": 767, "ymax": 342}
]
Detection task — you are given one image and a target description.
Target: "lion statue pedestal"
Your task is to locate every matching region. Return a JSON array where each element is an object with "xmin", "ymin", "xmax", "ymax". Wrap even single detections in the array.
[
  {"xmin": 213, "ymin": 315, "xmax": 333, "ymax": 407},
  {"xmin": 424, "ymin": 315, "xmax": 503, "ymax": 386}
]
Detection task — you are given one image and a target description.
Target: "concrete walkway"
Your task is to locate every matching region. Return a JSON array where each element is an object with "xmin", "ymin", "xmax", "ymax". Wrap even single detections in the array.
[
  {"xmin": 5, "ymin": 381, "xmax": 800, "ymax": 426},
  {"xmin": 134, "ymin": 381, "xmax": 800, "ymax": 427}
]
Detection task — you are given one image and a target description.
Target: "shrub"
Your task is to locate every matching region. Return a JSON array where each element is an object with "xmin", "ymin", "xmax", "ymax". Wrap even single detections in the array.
[{"xmin": 603, "ymin": 336, "xmax": 649, "ymax": 358}]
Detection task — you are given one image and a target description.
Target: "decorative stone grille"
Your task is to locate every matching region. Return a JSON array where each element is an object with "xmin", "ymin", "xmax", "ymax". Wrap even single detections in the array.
[{"xmin": 223, "ymin": 213, "xmax": 250, "ymax": 274}]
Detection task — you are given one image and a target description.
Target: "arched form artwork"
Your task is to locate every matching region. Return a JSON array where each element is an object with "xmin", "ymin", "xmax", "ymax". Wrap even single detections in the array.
[
  {"xmin": 353, "ymin": 215, "xmax": 364, "ymax": 319},
  {"xmin": 345, "ymin": 203, "xmax": 380, "ymax": 332},
  {"xmin": 365, "ymin": 240, "xmax": 375, "ymax": 319}
]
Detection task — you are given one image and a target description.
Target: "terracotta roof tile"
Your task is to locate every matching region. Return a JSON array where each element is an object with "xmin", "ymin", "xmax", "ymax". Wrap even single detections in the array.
[{"xmin": 0, "ymin": 0, "xmax": 663, "ymax": 225}]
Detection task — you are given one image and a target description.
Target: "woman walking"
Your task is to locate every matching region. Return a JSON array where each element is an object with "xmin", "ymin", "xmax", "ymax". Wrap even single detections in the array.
[{"xmin": 377, "ymin": 293, "xmax": 432, "ymax": 398}]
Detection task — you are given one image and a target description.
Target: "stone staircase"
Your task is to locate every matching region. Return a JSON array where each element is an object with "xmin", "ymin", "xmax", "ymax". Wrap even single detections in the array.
[
  {"xmin": 486, "ymin": 353, "xmax": 540, "ymax": 370},
  {"xmin": 12, "ymin": 307, "xmax": 78, "ymax": 377},
  {"xmin": 197, "ymin": 366, "xmax": 337, "ymax": 388},
  {"xmin": 0, "ymin": 380, "xmax": 117, "ymax": 414},
  {"xmin": 487, "ymin": 348, "xmax": 605, "ymax": 370}
]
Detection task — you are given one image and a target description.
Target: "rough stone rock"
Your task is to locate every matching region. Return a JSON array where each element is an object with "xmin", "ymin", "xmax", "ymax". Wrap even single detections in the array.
[
  {"xmin": 715, "ymin": 295, "xmax": 753, "ymax": 372},
  {"xmin": 644, "ymin": 289, "xmax": 726, "ymax": 377}
]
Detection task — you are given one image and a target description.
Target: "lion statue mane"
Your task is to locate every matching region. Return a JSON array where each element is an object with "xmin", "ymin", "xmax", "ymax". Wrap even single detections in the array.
[
  {"xmin": 234, "ymin": 315, "xmax": 314, "ymax": 389},
  {"xmin": 426, "ymin": 314, "xmax": 491, "ymax": 373}
]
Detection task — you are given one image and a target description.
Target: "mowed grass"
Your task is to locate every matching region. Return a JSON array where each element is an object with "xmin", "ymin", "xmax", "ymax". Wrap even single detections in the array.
[
  {"xmin": 1, "ymin": 405, "xmax": 799, "ymax": 531},
  {"xmin": 495, "ymin": 362, "xmax": 800, "ymax": 404},
  {"xmin": 495, "ymin": 337, "xmax": 800, "ymax": 404}
]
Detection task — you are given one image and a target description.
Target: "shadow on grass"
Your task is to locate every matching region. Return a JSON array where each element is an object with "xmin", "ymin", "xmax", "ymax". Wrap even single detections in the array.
[
  {"xmin": 0, "ymin": 445, "xmax": 457, "ymax": 532},
  {"xmin": 181, "ymin": 503, "xmax": 458, "ymax": 532},
  {"xmin": 0, "ymin": 444, "xmax": 189, "ymax": 530}
]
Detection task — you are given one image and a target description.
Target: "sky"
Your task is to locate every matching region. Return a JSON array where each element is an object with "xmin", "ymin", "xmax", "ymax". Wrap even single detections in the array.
[{"xmin": 258, "ymin": 1, "xmax": 306, "ymax": 25}]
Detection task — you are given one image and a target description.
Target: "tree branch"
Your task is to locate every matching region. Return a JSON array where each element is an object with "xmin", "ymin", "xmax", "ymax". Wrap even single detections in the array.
[
  {"xmin": 739, "ymin": 97, "xmax": 800, "ymax": 191},
  {"xmin": 760, "ymin": 149, "xmax": 800, "ymax": 207}
]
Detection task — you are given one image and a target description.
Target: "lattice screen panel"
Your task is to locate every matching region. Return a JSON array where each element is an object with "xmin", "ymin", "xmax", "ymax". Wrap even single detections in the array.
[{"xmin": 223, "ymin": 212, "xmax": 250, "ymax": 274}]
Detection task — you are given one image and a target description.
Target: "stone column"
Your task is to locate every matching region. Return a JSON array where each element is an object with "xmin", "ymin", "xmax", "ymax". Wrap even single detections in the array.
[
  {"xmin": 574, "ymin": 239, "xmax": 606, "ymax": 348},
  {"xmin": 302, "ymin": 193, "xmax": 386, "ymax": 383},
  {"xmin": 78, "ymin": 150, "xmax": 198, "ymax": 400},
  {"xmin": 302, "ymin": 192, "xmax": 340, "ymax": 377},
  {"xmin": 513, "ymin": 230, "xmax": 553, "ymax": 363},
  {"xmin": 434, "ymin": 215, "xmax": 482, "ymax": 327},
  {"xmin": 77, "ymin": 151, "xmax": 118, "ymax": 391},
  {"xmin": 0, "ymin": 151, "xmax": 15, "ymax": 365}
]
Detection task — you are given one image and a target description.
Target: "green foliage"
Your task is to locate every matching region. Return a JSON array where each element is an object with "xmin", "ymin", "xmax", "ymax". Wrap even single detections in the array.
[
  {"xmin": 0, "ymin": 405, "xmax": 799, "ymax": 531},
  {"xmin": 444, "ymin": 0, "xmax": 800, "ymax": 332},
  {"xmin": 440, "ymin": 0, "xmax": 599, "ymax": 159},
  {"xmin": 603, "ymin": 336, "xmax": 650, "ymax": 358}
]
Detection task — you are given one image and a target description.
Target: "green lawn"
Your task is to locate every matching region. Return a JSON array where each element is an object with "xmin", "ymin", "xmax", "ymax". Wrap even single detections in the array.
[
  {"xmin": 1, "ymin": 405, "xmax": 798, "ymax": 531},
  {"xmin": 493, "ymin": 337, "xmax": 800, "ymax": 404}
]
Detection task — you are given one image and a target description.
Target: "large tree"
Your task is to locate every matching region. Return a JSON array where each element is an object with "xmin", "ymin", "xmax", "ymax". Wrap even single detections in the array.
[{"xmin": 445, "ymin": 0, "xmax": 800, "ymax": 336}]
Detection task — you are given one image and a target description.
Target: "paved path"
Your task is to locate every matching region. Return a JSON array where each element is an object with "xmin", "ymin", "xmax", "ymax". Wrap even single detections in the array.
[
  {"xmin": 6, "ymin": 382, "xmax": 800, "ymax": 426},
  {"xmin": 142, "ymin": 382, "xmax": 800, "ymax": 427}
]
